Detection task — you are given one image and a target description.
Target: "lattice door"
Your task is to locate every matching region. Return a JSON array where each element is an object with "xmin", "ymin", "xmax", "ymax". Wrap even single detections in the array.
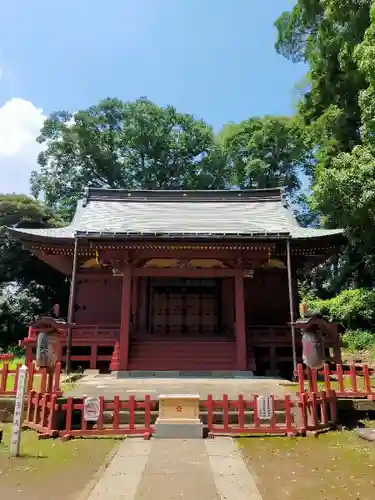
[{"xmin": 201, "ymin": 290, "xmax": 218, "ymax": 334}]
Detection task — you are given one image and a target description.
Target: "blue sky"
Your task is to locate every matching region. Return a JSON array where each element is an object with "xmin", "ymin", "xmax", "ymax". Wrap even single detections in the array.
[{"xmin": 0, "ymin": 0, "xmax": 305, "ymax": 194}]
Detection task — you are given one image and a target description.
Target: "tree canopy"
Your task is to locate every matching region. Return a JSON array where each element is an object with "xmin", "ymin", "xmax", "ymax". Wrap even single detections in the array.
[
  {"xmin": 32, "ymin": 98, "xmax": 229, "ymax": 219},
  {"xmin": 217, "ymin": 115, "xmax": 311, "ymax": 196},
  {"xmin": 0, "ymin": 195, "xmax": 68, "ymax": 349}
]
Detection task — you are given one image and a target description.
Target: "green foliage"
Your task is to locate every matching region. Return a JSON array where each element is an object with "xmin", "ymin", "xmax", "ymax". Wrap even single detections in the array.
[
  {"xmin": 342, "ymin": 329, "xmax": 375, "ymax": 352},
  {"xmin": 217, "ymin": 115, "xmax": 311, "ymax": 196},
  {"xmin": 0, "ymin": 195, "xmax": 69, "ymax": 348},
  {"xmin": 275, "ymin": 0, "xmax": 375, "ymax": 292},
  {"xmin": 305, "ymin": 288, "xmax": 375, "ymax": 330},
  {"xmin": 303, "ymin": 288, "xmax": 375, "ymax": 352},
  {"xmin": 0, "ymin": 289, "xmax": 42, "ymax": 350},
  {"xmin": 0, "ymin": 194, "xmax": 61, "ymax": 285},
  {"xmin": 32, "ymin": 97, "xmax": 229, "ymax": 220}
]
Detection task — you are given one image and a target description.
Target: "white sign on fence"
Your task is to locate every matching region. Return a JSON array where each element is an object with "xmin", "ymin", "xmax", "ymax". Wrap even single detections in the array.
[
  {"xmin": 10, "ymin": 364, "xmax": 28, "ymax": 457},
  {"xmin": 257, "ymin": 395, "xmax": 273, "ymax": 420},
  {"xmin": 84, "ymin": 397, "xmax": 101, "ymax": 422}
]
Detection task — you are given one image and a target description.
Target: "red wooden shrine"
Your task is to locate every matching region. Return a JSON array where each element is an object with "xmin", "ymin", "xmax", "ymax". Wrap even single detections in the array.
[{"xmin": 9, "ymin": 188, "xmax": 344, "ymax": 376}]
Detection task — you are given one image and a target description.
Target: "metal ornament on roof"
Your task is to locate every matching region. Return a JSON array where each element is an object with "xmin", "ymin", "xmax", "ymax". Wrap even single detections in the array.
[{"xmin": 243, "ymin": 269, "xmax": 254, "ymax": 278}]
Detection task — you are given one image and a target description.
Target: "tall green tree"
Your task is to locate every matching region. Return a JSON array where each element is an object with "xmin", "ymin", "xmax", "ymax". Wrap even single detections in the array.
[
  {"xmin": 275, "ymin": 0, "xmax": 370, "ymax": 161},
  {"xmin": 311, "ymin": 2, "xmax": 375, "ymax": 286},
  {"xmin": 218, "ymin": 115, "xmax": 311, "ymax": 198},
  {"xmin": 0, "ymin": 195, "xmax": 69, "ymax": 348},
  {"xmin": 275, "ymin": 0, "xmax": 374, "ymax": 292},
  {"xmin": 32, "ymin": 97, "xmax": 228, "ymax": 219}
]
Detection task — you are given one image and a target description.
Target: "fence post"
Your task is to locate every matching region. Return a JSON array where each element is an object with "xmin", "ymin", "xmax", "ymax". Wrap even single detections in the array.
[
  {"xmin": 253, "ymin": 394, "xmax": 260, "ymax": 428},
  {"xmin": 14, "ymin": 364, "xmax": 21, "ymax": 393},
  {"xmin": 349, "ymin": 364, "xmax": 358, "ymax": 393},
  {"xmin": 223, "ymin": 394, "xmax": 229, "ymax": 433},
  {"xmin": 207, "ymin": 394, "xmax": 213, "ymax": 431},
  {"xmin": 0, "ymin": 362, "xmax": 8, "ymax": 393},
  {"xmin": 238, "ymin": 394, "xmax": 245, "ymax": 430},
  {"xmin": 297, "ymin": 364, "xmax": 305, "ymax": 394},
  {"xmin": 144, "ymin": 394, "xmax": 151, "ymax": 432},
  {"xmin": 323, "ymin": 363, "xmax": 331, "ymax": 392},
  {"xmin": 113, "ymin": 396, "xmax": 120, "ymax": 430},
  {"xmin": 27, "ymin": 363, "xmax": 35, "ymax": 393},
  {"xmin": 284, "ymin": 395, "xmax": 293, "ymax": 433},
  {"xmin": 363, "ymin": 365, "xmax": 372, "ymax": 395},
  {"xmin": 53, "ymin": 362, "xmax": 62, "ymax": 394},
  {"xmin": 299, "ymin": 392, "xmax": 308, "ymax": 432},
  {"xmin": 319, "ymin": 391, "xmax": 328, "ymax": 426},
  {"xmin": 47, "ymin": 394, "xmax": 57, "ymax": 432},
  {"xmin": 129, "ymin": 395, "xmax": 135, "ymax": 430},
  {"xmin": 337, "ymin": 364, "xmax": 345, "ymax": 394}
]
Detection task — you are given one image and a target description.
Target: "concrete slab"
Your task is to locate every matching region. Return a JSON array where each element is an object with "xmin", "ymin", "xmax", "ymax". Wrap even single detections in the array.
[
  {"xmin": 81, "ymin": 437, "xmax": 262, "ymax": 500},
  {"xmin": 135, "ymin": 439, "xmax": 219, "ymax": 499},
  {"xmin": 66, "ymin": 375, "xmax": 292, "ymax": 401},
  {"xmin": 206, "ymin": 437, "xmax": 263, "ymax": 500},
  {"xmin": 86, "ymin": 439, "xmax": 151, "ymax": 500}
]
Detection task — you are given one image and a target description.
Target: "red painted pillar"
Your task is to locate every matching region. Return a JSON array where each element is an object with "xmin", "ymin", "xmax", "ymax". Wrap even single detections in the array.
[
  {"xmin": 131, "ymin": 276, "xmax": 139, "ymax": 332},
  {"xmin": 119, "ymin": 265, "xmax": 132, "ymax": 371},
  {"xmin": 234, "ymin": 270, "xmax": 247, "ymax": 371},
  {"xmin": 139, "ymin": 278, "xmax": 148, "ymax": 334}
]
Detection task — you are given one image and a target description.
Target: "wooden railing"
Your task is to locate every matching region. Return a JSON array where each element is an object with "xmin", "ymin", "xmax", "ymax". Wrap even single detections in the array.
[
  {"xmin": 297, "ymin": 363, "xmax": 375, "ymax": 400},
  {"xmin": 23, "ymin": 390, "xmax": 337, "ymax": 439},
  {"xmin": 0, "ymin": 362, "xmax": 62, "ymax": 397},
  {"xmin": 26, "ymin": 324, "xmax": 120, "ymax": 340}
]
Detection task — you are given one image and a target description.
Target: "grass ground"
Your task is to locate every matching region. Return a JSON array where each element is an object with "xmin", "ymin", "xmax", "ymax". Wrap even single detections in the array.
[
  {"xmin": 239, "ymin": 428, "xmax": 375, "ymax": 500},
  {"xmin": 0, "ymin": 423, "xmax": 118, "ymax": 500}
]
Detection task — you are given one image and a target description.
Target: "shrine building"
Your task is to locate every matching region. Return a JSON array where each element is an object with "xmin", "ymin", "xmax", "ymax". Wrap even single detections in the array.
[{"xmin": 8, "ymin": 188, "xmax": 344, "ymax": 376}]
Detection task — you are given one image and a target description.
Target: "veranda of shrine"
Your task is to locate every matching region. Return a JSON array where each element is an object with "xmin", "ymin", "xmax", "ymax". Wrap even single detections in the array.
[{"xmin": 9, "ymin": 187, "xmax": 344, "ymax": 377}]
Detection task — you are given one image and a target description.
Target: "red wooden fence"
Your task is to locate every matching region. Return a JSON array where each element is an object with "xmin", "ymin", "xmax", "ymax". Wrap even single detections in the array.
[
  {"xmin": 24, "ymin": 391, "xmax": 156, "ymax": 438},
  {"xmin": 297, "ymin": 363, "xmax": 375, "ymax": 400},
  {"xmin": 0, "ymin": 362, "xmax": 62, "ymax": 397},
  {"xmin": 22, "ymin": 390, "xmax": 336, "ymax": 439}
]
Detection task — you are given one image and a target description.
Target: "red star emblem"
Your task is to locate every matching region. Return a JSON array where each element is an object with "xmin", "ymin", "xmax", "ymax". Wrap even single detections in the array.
[{"xmin": 176, "ymin": 405, "xmax": 183, "ymax": 413}]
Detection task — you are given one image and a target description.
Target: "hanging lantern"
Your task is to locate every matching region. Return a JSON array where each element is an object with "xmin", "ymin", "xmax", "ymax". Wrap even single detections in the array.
[
  {"xmin": 302, "ymin": 330, "xmax": 324, "ymax": 369},
  {"xmin": 36, "ymin": 331, "xmax": 57, "ymax": 369}
]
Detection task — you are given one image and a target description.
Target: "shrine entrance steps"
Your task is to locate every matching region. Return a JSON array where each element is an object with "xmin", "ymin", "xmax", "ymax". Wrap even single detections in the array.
[
  {"xmin": 127, "ymin": 339, "xmax": 238, "ymax": 372},
  {"xmin": 113, "ymin": 370, "xmax": 254, "ymax": 378}
]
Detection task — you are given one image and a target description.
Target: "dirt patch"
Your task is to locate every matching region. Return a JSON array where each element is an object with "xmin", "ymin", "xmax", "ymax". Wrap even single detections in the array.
[
  {"xmin": 0, "ymin": 424, "xmax": 118, "ymax": 500},
  {"xmin": 239, "ymin": 430, "xmax": 375, "ymax": 500}
]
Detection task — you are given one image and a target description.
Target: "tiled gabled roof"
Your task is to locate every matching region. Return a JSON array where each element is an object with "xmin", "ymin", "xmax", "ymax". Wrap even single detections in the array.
[{"xmin": 8, "ymin": 188, "xmax": 344, "ymax": 242}]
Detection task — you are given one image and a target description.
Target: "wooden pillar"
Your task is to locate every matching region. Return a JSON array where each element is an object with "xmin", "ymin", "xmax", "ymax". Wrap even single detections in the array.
[
  {"xmin": 131, "ymin": 276, "xmax": 139, "ymax": 332},
  {"xmin": 234, "ymin": 270, "xmax": 247, "ymax": 370},
  {"xmin": 286, "ymin": 239, "xmax": 297, "ymax": 372},
  {"xmin": 119, "ymin": 265, "xmax": 132, "ymax": 371},
  {"xmin": 66, "ymin": 236, "xmax": 79, "ymax": 375}
]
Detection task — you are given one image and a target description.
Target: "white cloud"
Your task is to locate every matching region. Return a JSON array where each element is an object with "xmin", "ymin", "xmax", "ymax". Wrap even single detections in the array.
[{"xmin": 0, "ymin": 98, "xmax": 46, "ymax": 195}]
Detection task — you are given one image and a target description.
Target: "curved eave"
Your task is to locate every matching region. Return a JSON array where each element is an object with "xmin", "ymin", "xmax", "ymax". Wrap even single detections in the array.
[
  {"xmin": 290, "ymin": 230, "xmax": 345, "ymax": 247},
  {"xmin": 6, "ymin": 226, "xmax": 346, "ymax": 247},
  {"xmin": 6, "ymin": 227, "xmax": 75, "ymax": 245}
]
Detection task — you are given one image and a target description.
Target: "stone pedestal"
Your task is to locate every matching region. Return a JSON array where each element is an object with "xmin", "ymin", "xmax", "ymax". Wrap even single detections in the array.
[{"xmin": 154, "ymin": 394, "xmax": 203, "ymax": 439}]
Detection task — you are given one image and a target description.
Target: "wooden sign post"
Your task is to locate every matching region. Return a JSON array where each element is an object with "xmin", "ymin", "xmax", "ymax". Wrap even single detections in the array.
[{"xmin": 10, "ymin": 364, "xmax": 27, "ymax": 457}]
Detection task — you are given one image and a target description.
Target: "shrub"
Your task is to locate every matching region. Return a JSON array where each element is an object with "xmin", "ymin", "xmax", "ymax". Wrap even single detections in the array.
[
  {"xmin": 305, "ymin": 288, "xmax": 375, "ymax": 330},
  {"xmin": 342, "ymin": 329, "xmax": 375, "ymax": 352}
]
